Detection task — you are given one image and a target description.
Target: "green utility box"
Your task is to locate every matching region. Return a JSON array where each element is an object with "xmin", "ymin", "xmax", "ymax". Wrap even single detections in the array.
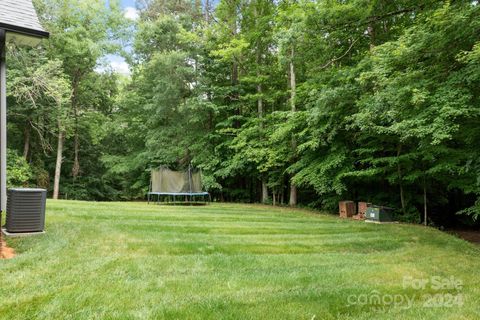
[{"xmin": 365, "ymin": 206, "xmax": 395, "ymax": 222}]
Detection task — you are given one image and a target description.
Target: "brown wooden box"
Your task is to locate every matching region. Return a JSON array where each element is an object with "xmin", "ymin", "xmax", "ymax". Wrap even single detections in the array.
[
  {"xmin": 339, "ymin": 201, "xmax": 355, "ymax": 218},
  {"xmin": 358, "ymin": 202, "xmax": 372, "ymax": 215}
]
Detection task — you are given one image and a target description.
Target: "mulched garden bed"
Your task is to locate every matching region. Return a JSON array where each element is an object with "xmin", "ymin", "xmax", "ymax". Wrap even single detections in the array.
[
  {"xmin": 447, "ymin": 229, "xmax": 480, "ymax": 245},
  {"xmin": 0, "ymin": 235, "xmax": 15, "ymax": 259}
]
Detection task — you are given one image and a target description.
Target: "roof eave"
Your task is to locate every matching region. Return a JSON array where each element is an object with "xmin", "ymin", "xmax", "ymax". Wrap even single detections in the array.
[{"xmin": 0, "ymin": 23, "xmax": 49, "ymax": 38}]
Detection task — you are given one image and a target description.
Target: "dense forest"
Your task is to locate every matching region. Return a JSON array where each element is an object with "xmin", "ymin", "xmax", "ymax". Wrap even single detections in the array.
[{"xmin": 5, "ymin": 0, "xmax": 480, "ymax": 226}]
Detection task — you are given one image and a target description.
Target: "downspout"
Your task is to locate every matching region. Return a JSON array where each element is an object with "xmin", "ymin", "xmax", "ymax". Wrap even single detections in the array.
[{"xmin": 0, "ymin": 29, "xmax": 7, "ymax": 215}]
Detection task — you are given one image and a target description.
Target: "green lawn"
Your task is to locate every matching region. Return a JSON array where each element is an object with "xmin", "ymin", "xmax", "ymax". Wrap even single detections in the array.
[{"xmin": 1, "ymin": 201, "xmax": 479, "ymax": 319}]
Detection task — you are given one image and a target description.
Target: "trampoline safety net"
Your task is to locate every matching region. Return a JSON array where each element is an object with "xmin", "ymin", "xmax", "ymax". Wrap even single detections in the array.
[{"xmin": 151, "ymin": 167, "xmax": 203, "ymax": 193}]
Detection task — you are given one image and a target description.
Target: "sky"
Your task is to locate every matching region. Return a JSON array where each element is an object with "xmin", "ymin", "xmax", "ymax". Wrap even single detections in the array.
[
  {"xmin": 121, "ymin": 0, "xmax": 136, "ymax": 7},
  {"xmin": 121, "ymin": 0, "xmax": 138, "ymax": 19},
  {"xmin": 102, "ymin": 0, "xmax": 139, "ymax": 75}
]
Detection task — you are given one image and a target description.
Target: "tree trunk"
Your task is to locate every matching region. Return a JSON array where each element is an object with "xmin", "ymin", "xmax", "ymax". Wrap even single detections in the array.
[
  {"xmin": 53, "ymin": 129, "xmax": 64, "ymax": 200},
  {"xmin": 261, "ymin": 180, "xmax": 268, "ymax": 204},
  {"xmin": 289, "ymin": 185, "xmax": 297, "ymax": 207},
  {"xmin": 256, "ymin": 27, "xmax": 268, "ymax": 204},
  {"xmin": 72, "ymin": 120, "xmax": 80, "ymax": 179},
  {"xmin": 397, "ymin": 144, "xmax": 405, "ymax": 214},
  {"xmin": 195, "ymin": 0, "xmax": 202, "ymax": 20},
  {"xmin": 399, "ymin": 177, "xmax": 405, "ymax": 213},
  {"xmin": 71, "ymin": 74, "xmax": 81, "ymax": 179},
  {"xmin": 23, "ymin": 121, "xmax": 30, "ymax": 159},
  {"xmin": 231, "ymin": 11, "xmax": 240, "ymax": 128},
  {"xmin": 368, "ymin": 23, "xmax": 375, "ymax": 49},
  {"xmin": 289, "ymin": 47, "xmax": 297, "ymax": 207},
  {"xmin": 205, "ymin": 0, "xmax": 210, "ymax": 22},
  {"xmin": 290, "ymin": 48, "xmax": 296, "ymax": 114},
  {"xmin": 423, "ymin": 177, "xmax": 427, "ymax": 226},
  {"xmin": 257, "ymin": 84, "xmax": 263, "ymax": 118}
]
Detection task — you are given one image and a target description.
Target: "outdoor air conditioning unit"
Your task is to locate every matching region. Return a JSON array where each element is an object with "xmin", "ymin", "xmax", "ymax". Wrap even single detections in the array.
[{"xmin": 5, "ymin": 188, "xmax": 47, "ymax": 233}]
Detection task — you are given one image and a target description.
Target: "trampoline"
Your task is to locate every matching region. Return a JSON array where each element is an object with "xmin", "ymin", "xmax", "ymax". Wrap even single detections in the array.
[{"xmin": 147, "ymin": 166, "xmax": 210, "ymax": 204}]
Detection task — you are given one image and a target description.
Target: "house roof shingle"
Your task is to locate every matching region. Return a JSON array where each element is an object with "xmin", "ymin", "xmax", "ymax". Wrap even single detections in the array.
[{"xmin": 0, "ymin": 0, "xmax": 49, "ymax": 38}]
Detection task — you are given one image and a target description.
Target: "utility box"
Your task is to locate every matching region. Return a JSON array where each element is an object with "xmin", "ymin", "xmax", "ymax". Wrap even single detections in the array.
[
  {"xmin": 5, "ymin": 188, "xmax": 47, "ymax": 233},
  {"xmin": 365, "ymin": 206, "xmax": 395, "ymax": 222},
  {"xmin": 339, "ymin": 201, "xmax": 355, "ymax": 218}
]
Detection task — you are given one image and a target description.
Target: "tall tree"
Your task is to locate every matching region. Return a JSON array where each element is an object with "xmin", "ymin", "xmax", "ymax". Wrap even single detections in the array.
[{"xmin": 36, "ymin": 0, "xmax": 128, "ymax": 182}]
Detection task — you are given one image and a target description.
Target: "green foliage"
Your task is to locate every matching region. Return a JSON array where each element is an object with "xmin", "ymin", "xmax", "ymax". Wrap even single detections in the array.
[
  {"xmin": 6, "ymin": 0, "xmax": 480, "ymax": 225},
  {"xmin": 7, "ymin": 149, "xmax": 33, "ymax": 187}
]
